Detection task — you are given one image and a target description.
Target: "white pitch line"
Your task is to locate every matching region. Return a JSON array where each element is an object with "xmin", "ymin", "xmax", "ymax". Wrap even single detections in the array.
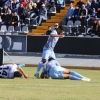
[
  {"xmin": 12, "ymin": 57, "xmax": 33, "ymax": 63},
  {"xmin": 73, "ymin": 59, "xmax": 94, "ymax": 66}
]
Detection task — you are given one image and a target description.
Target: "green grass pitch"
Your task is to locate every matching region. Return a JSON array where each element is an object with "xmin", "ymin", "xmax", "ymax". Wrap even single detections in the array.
[{"xmin": 0, "ymin": 67, "xmax": 100, "ymax": 100}]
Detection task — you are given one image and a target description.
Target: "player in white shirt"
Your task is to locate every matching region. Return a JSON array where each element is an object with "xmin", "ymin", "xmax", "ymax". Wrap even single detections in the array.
[
  {"xmin": 34, "ymin": 26, "xmax": 65, "ymax": 78},
  {"xmin": 40, "ymin": 57, "xmax": 91, "ymax": 81},
  {"xmin": 0, "ymin": 64, "xmax": 30, "ymax": 79}
]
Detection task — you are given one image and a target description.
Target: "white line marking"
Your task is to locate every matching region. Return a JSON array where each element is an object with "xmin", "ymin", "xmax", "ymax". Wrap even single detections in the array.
[
  {"xmin": 73, "ymin": 60, "xmax": 93, "ymax": 66},
  {"xmin": 11, "ymin": 57, "xmax": 33, "ymax": 63}
]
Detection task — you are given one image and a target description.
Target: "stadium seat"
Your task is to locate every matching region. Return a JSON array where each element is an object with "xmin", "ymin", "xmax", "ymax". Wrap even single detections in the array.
[
  {"xmin": 0, "ymin": 25, "xmax": 7, "ymax": 32},
  {"xmin": 7, "ymin": 26, "xmax": 14, "ymax": 32}
]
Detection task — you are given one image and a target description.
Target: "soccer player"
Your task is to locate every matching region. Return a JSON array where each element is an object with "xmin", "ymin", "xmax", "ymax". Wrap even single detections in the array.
[
  {"xmin": 34, "ymin": 26, "xmax": 65, "ymax": 78},
  {"xmin": 0, "ymin": 64, "xmax": 30, "ymax": 79},
  {"xmin": 40, "ymin": 57, "xmax": 91, "ymax": 81}
]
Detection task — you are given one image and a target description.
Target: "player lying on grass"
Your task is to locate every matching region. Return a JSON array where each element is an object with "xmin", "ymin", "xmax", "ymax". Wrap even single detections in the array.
[
  {"xmin": 34, "ymin": 26, "xmax": 65, "ymax": 78},
  {"xmin": 0, "ymin": 64, "xmax": 30, "ymax": 79},
  {"xmin": 40, "ymin": 58, "xmax": 91, "ymax": 81}
]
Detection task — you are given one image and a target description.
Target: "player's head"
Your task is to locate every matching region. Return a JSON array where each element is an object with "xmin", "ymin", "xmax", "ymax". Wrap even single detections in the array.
[
  {"xmin": 14, "ymin": 71, "xmax": 22, "ymax": 78},
  {"xmin": 48, "ymin": 57, "xmax": 55, "ymax": 61},
  {"xmin": 57, "ymin": 26, "xmax": 65, "ymax": 35}
]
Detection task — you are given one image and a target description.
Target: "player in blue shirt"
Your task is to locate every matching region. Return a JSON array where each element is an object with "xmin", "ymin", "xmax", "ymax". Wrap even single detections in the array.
[
  {"xmin": 34, "ymin": 26, "xmax": 65, "ymax": 78},
  {"xmin": 40, "ymin": 57, "xmax": 91, "ymax": 81}
]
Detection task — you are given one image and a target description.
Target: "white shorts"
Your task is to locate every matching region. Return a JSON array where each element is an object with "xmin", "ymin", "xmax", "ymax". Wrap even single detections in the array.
[
  {"xmin": 42, "ymin": 47, "xmax": 55, "ymax": 60},
  {"xmin": 49, "ymin": 66, "xmax": 66, "ymax": 79}
]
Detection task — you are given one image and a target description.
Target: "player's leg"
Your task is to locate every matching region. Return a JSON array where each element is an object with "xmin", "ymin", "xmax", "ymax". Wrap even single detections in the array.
[
  {"xmin": 34, "ymin": 49, "xmax": 50, "ymax": 78},
  {"xmin": 70, "ymin": 70, "xmax": 84, "ymax": 79},
  {"xmin": 63, "ymin": 69, "xmax": 83, "ymax": 80}
]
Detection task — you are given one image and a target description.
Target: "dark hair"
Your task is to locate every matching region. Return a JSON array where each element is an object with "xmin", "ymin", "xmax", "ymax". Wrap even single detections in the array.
[
  {"xmin": 58, "ymin": 26, "xmax": 65, "ymax": 31},
  {"xmin": 14, "ymin": 71, "xmax": 22, "ymax": 78},
  {"xmin": 48, "ymin": 57, "xmax": 55, "ymax": 61}
]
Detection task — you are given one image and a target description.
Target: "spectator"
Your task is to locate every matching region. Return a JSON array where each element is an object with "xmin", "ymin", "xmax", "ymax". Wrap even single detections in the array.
[
  {"xmin": 25, "ymin": 3, "xmax": 32, "ymax": 16},
  {"xmin": 90, "ymin": 8, "xmax": 97, "ymax": 18},
  {"xmin": 49, "ymin": 4, "xmax": 56, "ymax": 13},
  {"xmin": 76, "ymin": 0, "xmax": 85, "ymax": 8},
  {"xmin": 5, "ymin": 0, "xmax": 13, "ymax": 10},
  {"xmin": 49, "ymin": 0, "xmax": 55, "ymax": 5},
  {"xmin": 51, "ymin": 23, "xmax": 59, "ymax": 30},
  {"xmin": 30, "ymin": 3, "xmax": 39, "ymax": 18},
  {"xmin": 26, "ymin": 0, "xmax": 34, "ymax": 8},
  {"xmin": 91, "ymin": 0, "xmax": 98, "ymax": 11},
  {"xmin": 85, "ymin": 0, "xmax": 91, "ymax": 14},
  {"xmin": 17, "ymin": 3, "xmax": 25, "ymax": 23},
  {"xmin": 72, "ymin": 5, "xmax": 80, "ymax": 22},
  {"xmin": 4, "ymin": 9, "xmax": 12, "ymax": 26},
  {"xmin": 35, "ymin": 0, "xmax": 42, "ymax": 9},
  {"xmin": 45, "ymin": 26, "xmax": 52, "ymax": 35},
  {"xmin": 65, "ymin": 3, "xmax": 75, "ymax": 23},
  {"xmin": 37, "ymin": 3, "xmax": 47, "ymax": 25},
  {"xmin": 0, "ymin": 0, "xmax": 7, "ymax": 7},
  {"xmin": 88, "ymin": 16, "xmax": 98, "ymax": 34},
  {"xmin": 42, "ymin": 0, "xmax": 51, "ymax": 10},
  {"xmin": 96, "ymin": 20, "xmax": 100, "ymax": 36},
  {"xmin": 1, "ymin": 4, "xmax": 9, "ymax": 22},
  {"xmin": 79, "ymin": 4, "xmax": 87, "ymax": 23},
  {"xmin": 22, "ymin": 0, "xmax": 28, "ymax": 8},
  {"xmin": 57, "ymin": 0, "xmax": 64, "ymax": 6},
  {"xmin": 11, "ymin": 0, "xmax": 19, "ymax": 12},
  {"xmin": 11, "ymin": 11, "xmax": 19, "ymax": 27},
  {"xmin": 97, "ymin": 8, "xmax": 100, "ymax": 18}
]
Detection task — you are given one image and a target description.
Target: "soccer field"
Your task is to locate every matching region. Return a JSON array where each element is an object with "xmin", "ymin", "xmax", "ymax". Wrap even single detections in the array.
[{"xmin": 0, "ymin": 67, "xmax": 100, "ymax": 100}]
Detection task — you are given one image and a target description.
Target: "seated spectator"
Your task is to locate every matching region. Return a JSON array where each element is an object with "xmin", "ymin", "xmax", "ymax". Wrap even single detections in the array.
[
  {"xmin": 71, "ymin": 5, "xmax": 80, "ymax": 22},
  {"xmin": 42, "ymin": 0, "xmax": 51, "ymax": 11},
  {"xmin": 1, "ymin": 4, "xmax": 9, "ymax": 22},
  {"xmin": 57, "ymin": 0, "xmax": 64, "ymax": 6},
  {"xmin": 45, "ymin": 26, "xmax": 52, "ymax": 35},
  {"xmin": 85, "ymin": 0, "xmax": 91, "ymax": 14},
  {"xmin": 4, "ymin": 9, "xmax": 12, "ymax": 26},
  {"xmin": 79, "ymin": 4, "xmax": 87, "ymax": 25},
  {"xmin": 11, "ymin": 12, "xmax": 19, "ymax": 27},
  {"xmin": 65, "ymin": 3, "xmax": 75, "ymax": 23},
  {"xmin": 11, "ymin": 0, "xmax": 19, "ymax": 12},
  {"xmin": 96, "ymin": 20, "xmax": 100, "ymax": 36},
  {"xmin": 30, "ymin": 3, "xmax": 39, "ymax": 18},
  {"xmin": 90, "ymin": 8, "xmax": 97, "ymax": 18},
  {"xmin": 26, "ymin": 0, "xmax": 34, "ymax": 8},
  {"xmin": 91, "ymin": 0, "xmax": 98, "ymax": 11},
  {"xmin": 35, "ymin": 0, "xmax": 42, "ymax": 9},
  {"xmin": 17, "ymin": 3, "xmax": 25, "ymax": 23},
  {"xmin": 88, "ymin": 16, "xmax": 98, "ymax": 34},
  {"xmin": 76, "ymin": 0, "xmax": 85, "ymax": 8},
  {"xmin": 49, "ymin": 4, "xmax": 56, "ymax": 13},
  {"xmin": 49, "ymin": 0, "xmax": 55, "ymax": 5},
  {"xmin": 25, "ymin": 3, "xmax": 32, "ymax": 16},
  {"xmin": 51, "ymin": 23, "xmax": 59, "ymax": 30},
  {"xmin": 0, "ymin": 0, "xmax": 7, "ymax": 7},
  {"xmin": 22, "ymin": 0, "xmax": 28, "ymax": 8},
  {"xmin": 37, "ymin": 4, "xmax": 47, "ymax": 25},
  {"xmin": 5, "ymin": 0, "xmax": 13, "ymax": 10},
  {"xmin": 97, "ymin": 8, "xmax": 100, "ymax": 18}
]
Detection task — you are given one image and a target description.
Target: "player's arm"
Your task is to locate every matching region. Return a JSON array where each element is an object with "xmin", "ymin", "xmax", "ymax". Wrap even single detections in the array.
[
  {"xmin": 18, "ymin": 66, "xmax": 30, "ymax": 79},
  {"xmin": 50, "ymin": 33, "xmax": 65, "ymax": 38}
]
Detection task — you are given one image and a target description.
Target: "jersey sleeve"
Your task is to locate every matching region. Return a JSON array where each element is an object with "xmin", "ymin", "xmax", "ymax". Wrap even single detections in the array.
[{"xmin": 50, "ymin": 30, "xmax": 57, "ymax": 35}]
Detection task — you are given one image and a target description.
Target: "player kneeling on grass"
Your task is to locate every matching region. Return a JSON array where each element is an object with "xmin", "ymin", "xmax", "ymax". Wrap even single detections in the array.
[
  {"xmin": 0, "ymin": 64, "xmax": 30, "ymax": 79},
  {"xmin": 40, "ymin": 58, "xmax": 91, "ymax": 81}
]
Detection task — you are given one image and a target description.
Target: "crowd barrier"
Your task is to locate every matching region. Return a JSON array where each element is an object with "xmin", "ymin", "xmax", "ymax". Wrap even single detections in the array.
[{"xmin": 1, "ymin": 35, "xmax": 100, "ymax": 55}]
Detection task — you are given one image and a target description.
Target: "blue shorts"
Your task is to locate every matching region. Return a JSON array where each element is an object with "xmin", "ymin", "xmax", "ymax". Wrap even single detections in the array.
[
  {"xmin": 42, "ymin": 47, "xmax": 55, "ymax": 60},
  {"xmin": 49, "ymin": 66, "xmax": 66, "ymax": 79}
]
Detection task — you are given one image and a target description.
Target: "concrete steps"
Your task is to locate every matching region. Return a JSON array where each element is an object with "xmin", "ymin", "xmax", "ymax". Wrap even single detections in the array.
[{"xmin": 28, "ymin": 1, "xmax": 80, "ymax": 36}]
